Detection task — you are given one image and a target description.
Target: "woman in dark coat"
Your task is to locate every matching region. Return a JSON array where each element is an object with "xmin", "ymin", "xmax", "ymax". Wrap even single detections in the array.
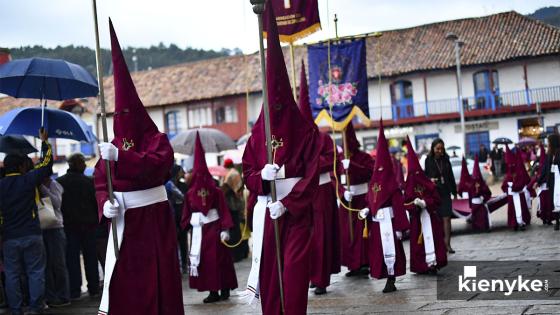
[{"xmin": 424, "ymin": 139, "xmax": 457, "ymax": 253}]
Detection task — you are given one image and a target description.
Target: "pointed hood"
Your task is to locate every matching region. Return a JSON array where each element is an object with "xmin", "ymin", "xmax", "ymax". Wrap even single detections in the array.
[
  {"xmin": 187, "ymin": 132, "xmax": 216, "ymax": 214},
  {"xmin": 404, "ymin": 136, "xmax": 436, "ymax": 202},
  {"xmin": 514, "ymin": 149, "xmax": 531, "ymax": 186},
  {"xmin": 471, "ymin": 154, "xmax": 491, "ymax": 199},
  {"xmin": 248, "ymin": 2, "xmax": 314, "ymax": 166},
  {"xmin": 368, "ymin": 120, "xmax": 399, "ymax": 211},
  {"xmin": 297, "ymin": 60, "xmax": 316, "ymax": 129},
  {"xmin": 344, "ymin": 122, "xmax": 361, "ymax": 153},
  {"xmin": 457, "ymin": 157, "xmax": 473, "ymax": 195},
  {"xmin": 110, "ymin": 19, "xmax": 159, "ymax": 150},
  {"xmin": 471, "ymin": 155, "xmax": 483, "ymax": 181},
  {"xmin": 504, "ymin": 145, "xmax": 516, "ymax": 173}
]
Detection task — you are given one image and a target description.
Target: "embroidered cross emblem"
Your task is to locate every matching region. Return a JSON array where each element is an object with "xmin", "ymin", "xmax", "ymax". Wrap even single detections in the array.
[
  {"xmin": 475, "ymin": 182, "xmax": 480, "ymax": 194},
  {"xmin": 414, "ymin": 185, "xmax": 424, "ymax": 197},
  {"xmin": 372, "ymin": 183, "xmax": 382, "ymax": 202},
  {"xmin": 122, "ymin": 138, "xmax": 134, "ymax": 151},
  {"xmin": 270, "ymin": 135, "xmax": 284, "ymax": 163},
  {"xmin": 197, "ymin": 188, "xmax": 209, "ymax": 206}
]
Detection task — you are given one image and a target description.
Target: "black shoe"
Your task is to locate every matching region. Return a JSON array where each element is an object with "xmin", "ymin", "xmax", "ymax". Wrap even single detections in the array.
[
  {"xmin": 220, "ymin": 289, "xmax": 230, "ymax": 301},
  {"xmin": 514, "ymin": 225, "xmax": 519, "ymax": 231},
  {"xmin": 520, "ymin": 225, "xmax": 526, "ymax": 231},
  {"xmin": 203, "ymin": 291, "xmax": 220, "ymax": 303},
  {"xmin": 314, "ymin": 287, "xmax": 327, "ymax": 295},
  {"xmin": 447, "ymin": 248, "xmax": 455, "ymax": 254},
  {"xmin": 427, "ymin": 268, "xmax": 438, "ymax": 276},
  {"xmin": 359, "ymin": 266, "xmax": 370, "ymax": 275},
  {"xmin": 47, "ymin": 300, "xmax": 71, "ymax": 308},
  {"xmin": 345, "ymin": 269, "xmax": 361, "ymax": 277},
  {"xmin": 309, "ymin": 283, "xmax": 316, "ymax": 289},
  {"xmin": 382, "ymin": 277, "xmax": 397, "ymax": 293}
]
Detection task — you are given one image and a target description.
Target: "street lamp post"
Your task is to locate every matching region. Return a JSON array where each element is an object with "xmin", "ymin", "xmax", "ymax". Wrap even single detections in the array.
[{"xmin": 446, "ymin": 32, "xmax": 466, "ymax": 155}]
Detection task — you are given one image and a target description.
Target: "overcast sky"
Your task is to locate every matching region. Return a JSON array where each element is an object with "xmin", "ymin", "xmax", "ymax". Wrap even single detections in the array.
[{"xmin": 1, "ymin": 0, "xmax": 558, "ymax": 54}]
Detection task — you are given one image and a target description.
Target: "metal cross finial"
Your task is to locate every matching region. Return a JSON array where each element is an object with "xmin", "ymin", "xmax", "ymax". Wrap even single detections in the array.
[
  {"xmin": 270, "ymin": 135, "xmax": 284, "ymax": 163},
  {"xmin": 372, "ymin": 183, "xmax": 382, "ymax": 202},
  {"xmin": 197, "ymin": 188, "xmax": 209, "ymax": 206}
]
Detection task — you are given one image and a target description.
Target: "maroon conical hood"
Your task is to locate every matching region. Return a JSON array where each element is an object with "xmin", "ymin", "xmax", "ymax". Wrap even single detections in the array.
[
  {"xmin": 110, "ymin": 19, "xmax": 159, "ymax": 150},
  {"xmin": 514, "ymin": 149, "xmax": 531, "ymax": 185},
  {"xmin": 538, "ymin": 143, "xmax": 546, "ymax": 176},
  {"xmin": 404, "ymin": 135, "xmax": 436, "ymax": 202},
  {"xmin": 368, "ymin": 120, "xmax": 399, "ymax": 210},
  {"xmin": 344, "ymin": 122, "xmax": 360, "ymax": 153},
  {"xmin": 187, "ymin": 132, "xmax": 216, "ymax": 214},
  {"xmin": 504, "ymin": 145, "xmax": 515, "ymax": 169},
  {"xmin": 297, "ymin": 60, "xmax": 315, "ymax": 128},
  {"xmin": 472, "ymin": 154, "xmax": 482, "ymax": 181},
  {"xmin": 248, "ymin": 2, "xmax": 314, "ymax": 166},
  {"xmin": 457, "ymin": 157, "xmax": 473, "ymax": 194}
]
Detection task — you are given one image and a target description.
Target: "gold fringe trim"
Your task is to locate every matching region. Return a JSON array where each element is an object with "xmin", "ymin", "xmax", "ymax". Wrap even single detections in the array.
[
  {"xmin": 314, "ymin": 106, "xmax": 371, "ymax": 131},
  {"xmin": 263, "ymin": 23, "xmax": 322, "ymax": 43}
]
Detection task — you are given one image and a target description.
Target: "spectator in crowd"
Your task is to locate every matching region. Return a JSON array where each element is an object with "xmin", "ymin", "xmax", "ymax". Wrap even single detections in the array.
[
  {"xmin": 490, "ymin": 144, "xmax": 504, "ymax": 178},
  {"xmin": 165, "ymin": 164, "xmax": 189, "ymax": 273},
  {"xmin": 57, "ymin": 154, "xmax": 99, "ymax": 300},
  {"xmin": 40, "ymin": 174, "xmax": 71, "ymax": 307},
  {"xmin": 424, "ymin": 138, "xmax": 458, "ymax": 254},
  {"xmin": 479, "ymin": 144, "xmax": 489, "ymax": 163},
  {"xmin": 221, "ymin": 158, "xmax": 248, "ymax": 262},
  {"xmin": 0, "ymin": 129, "xmax": 52, "ymax": 315}
]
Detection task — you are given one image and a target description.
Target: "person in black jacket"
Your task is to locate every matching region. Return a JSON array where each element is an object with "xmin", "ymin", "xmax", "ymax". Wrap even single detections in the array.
[
  {"xmin": 0, "ymin": 129, "xmax": 52, "ymax": 315},
  {"xmin": 424, "ymin": 138, "xmax": 458, "ymax": 254},
  {"xmin": 539, "ymin": 134, "xmax": 560, "ymax": 230},
  {"xmin": 56, "ymin": 154, "xmax": 99, "ymax": 300}
]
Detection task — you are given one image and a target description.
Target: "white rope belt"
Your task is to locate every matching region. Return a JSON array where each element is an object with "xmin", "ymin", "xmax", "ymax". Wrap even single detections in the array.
[
  {"xmin": 349, "ymin": 182, "xmax": 368, "ymax": 196},
  {"xmin": 99, "ymin": 185, "xmax": 168, "ymax": 315},
  {"xmin": 189, "ymin": 209, "xmax": 219, "ymax": 277},
  {"xmin": 471, "ymin": 197, "xmax": 483, "ymax": 205},
  {"xmin": 508, "ymin": 182, "xmax": 525, "ymax": 226},
  {"xmin": 319, "ymin": 172, "xmax": 331, "ymax": 185}
]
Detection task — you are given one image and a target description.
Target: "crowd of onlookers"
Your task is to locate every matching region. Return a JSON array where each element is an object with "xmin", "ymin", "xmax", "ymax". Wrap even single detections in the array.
[{"xmin": 0, "ymin": 134, "xmax": 248, "ymax": 315}]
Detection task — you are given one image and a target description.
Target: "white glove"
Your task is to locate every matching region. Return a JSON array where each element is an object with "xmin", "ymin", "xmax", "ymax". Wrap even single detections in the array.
[
  {"xmin": 359, "ymin": 207, "xmax": 370, "ymax": 220},
  {"xmin": 103, "ymin": 199, "xmax": 119, "ymax": 218},
  {"xmin": 261, "ymin": 164, "xmax": 279, "ymax": 181},
  {"xmin": 344, "ymin": 190, "xmax": 354, "ymax": 202},
  {"xmin": 268, "ymin": 201, "xmax": 287, "ymax": 220},
  {"xmin": 99, "ymin": 142, "xmax": 119, "ymax": 161},
  {"xmin": 341, "ymin": 159, "xmax": 350, "ymax": 170},
  {"xmin": 220, "ymin": 231, "xmax": 230, "ymax": 242},
  {"xmin": 396, "ymin": 231, "xmax": 403, "ymax": 240},
  {"xmin": 414, "ymin": 198, "xmax": 427, "ymax": 208}
]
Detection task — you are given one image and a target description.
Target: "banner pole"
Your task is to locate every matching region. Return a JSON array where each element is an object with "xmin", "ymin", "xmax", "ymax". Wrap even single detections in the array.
[
  {"xmin": 289, "ymin": 42, "xmax": 297, "ymax": 98},
  {"xmin": 91, "ymin": 0, "xmax": 119, "ymax": 259}
]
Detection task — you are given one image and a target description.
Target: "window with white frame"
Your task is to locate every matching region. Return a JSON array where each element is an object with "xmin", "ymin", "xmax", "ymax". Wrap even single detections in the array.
[
  {"xmin": 187, "ymin": 107, "xmax": 212, "ymax": 128},
  {"xmin": 166, "ymin": 111, "xmax": 180, "ymax": 138},
  {"xmin": 215, "ymin": 105, "xmax": 238, "ymax": 124}
]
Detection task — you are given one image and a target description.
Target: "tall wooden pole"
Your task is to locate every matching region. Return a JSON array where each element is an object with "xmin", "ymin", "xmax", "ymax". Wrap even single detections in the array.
[
  {"xmin": 91, "ymin": 0, "xmax": 119, "ymax": 258},
  {"xmin": 250, "ymin": 0, "xmax": 285, "ymax": 313},
  {"xmin": 289, "ymin": 43, "xmax": 297, "ymax": 98}
]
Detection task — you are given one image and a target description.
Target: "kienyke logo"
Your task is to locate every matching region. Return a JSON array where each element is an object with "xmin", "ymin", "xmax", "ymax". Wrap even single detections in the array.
[{"xmin": 458, "ymin": 266, "xmax": 549, "ymax": 296}]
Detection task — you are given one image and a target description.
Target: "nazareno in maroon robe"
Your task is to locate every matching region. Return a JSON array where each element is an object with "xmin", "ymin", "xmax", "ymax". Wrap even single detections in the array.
[
  {"xmin": 242, "ymin": 3, "xmax": 320, "ymax": 314},
  {"xmin": 298, "ymin": 62, "xmax": 341, "ymax": 288},
  {"xmin": 403, "ymin": 136, "xmax": 447, "ymax": 273},
  {"xmin": 469, "ymin": 155, "xmax": 492, "ymax": 231},
  {"xmin": 180, "ymin": 133, "xmax": 237, "ymax": 292},
  {"xmin": 501, "ymin": 145, "xmax": 532, "ymax": 229},
  {"xmin": 337, "ymin": 122, "xmax": 373, "ymax": 271},
  {"xmin": 365, "ymin": 121, "xmax": 409, "ymax": 279},
  {"xmin": 94, "ymin": 20, "xmax": 183, "ymax": 315}
]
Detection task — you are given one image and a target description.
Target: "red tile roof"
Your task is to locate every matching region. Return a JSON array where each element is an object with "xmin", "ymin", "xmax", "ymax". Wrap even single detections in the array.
[{"xmin": 0, "ymin": 11, "xmax": 558, "ymax": 115}]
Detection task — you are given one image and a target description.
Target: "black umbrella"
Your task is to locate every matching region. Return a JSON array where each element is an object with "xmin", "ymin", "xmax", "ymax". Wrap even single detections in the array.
[
  {"xmin": 447, "ymin": 145, "xmax": 461, "ymax": 151},
  {"xmin": 0, "ymin": 135, "xmax": 38, "ymax": 155},
  {"xmin": 492, "ymin": 137, "xmax": 513, "ymax": 145}
]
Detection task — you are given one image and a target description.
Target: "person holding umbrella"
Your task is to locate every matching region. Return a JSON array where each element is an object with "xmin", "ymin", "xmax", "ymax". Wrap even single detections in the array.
[{"xmin": 0, "ymin": 128, "xmax": 52, "ymax": 315}]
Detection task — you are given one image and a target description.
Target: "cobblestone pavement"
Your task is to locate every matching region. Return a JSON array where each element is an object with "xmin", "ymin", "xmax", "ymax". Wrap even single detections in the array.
[{"xmin": 42, "ymin": 182, "xmax": 560, "ymax": 314}]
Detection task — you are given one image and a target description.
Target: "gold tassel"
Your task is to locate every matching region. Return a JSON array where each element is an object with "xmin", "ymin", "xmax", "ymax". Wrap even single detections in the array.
[
  {"xmin": 417, "ymin": 231, "xmax": 424, "ymax": 245},
  {"xmin": 363, "ymin": 222, "xmax": 368, "ymax": 239}
]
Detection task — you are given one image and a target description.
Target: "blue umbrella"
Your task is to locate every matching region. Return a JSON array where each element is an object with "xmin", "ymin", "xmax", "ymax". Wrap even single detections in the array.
[
  {"xmin": 0, "ymin": 57, "xmax": 99, "ymax": 100},
  {"xmin": 0, "ymin": 107, "xmax": 96, "ymax": 142}
]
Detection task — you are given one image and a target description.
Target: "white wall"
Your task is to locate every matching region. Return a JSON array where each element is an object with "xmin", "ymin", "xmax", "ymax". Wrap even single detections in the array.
[
  {"xmin": 497, "ymin": 63, "xmax": 525, "ymax": 92},
  {"xmin": 527, "ymin": 57, "xmax": 560, "ymax": 89}
]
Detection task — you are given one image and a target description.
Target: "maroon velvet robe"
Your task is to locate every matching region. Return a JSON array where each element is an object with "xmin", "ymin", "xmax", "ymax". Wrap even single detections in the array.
[
  {"xmin": 534, "ymin": 144, "xmax": 555, "ymax": 222},
  {"xmin": 297, "ymin": 61, "xmax": 341, "ymax": 288},
  {"xmin": 94, "ymin": 134, "xmax": 184, "ymax": 315},
  {"xmin": 337, "ymin": 149, "xmax": 374, "ymax": 271},
  {"xmin": 469, "ymin": 155, "xmax": 492, "ymax": 231},
  {"xmin": 309, "ymin": 132, "xmax": 341, "ymax": 288},
  {"xmin": 501, "ymin": 146, "xmax": 531, "ymax": 229},
  {"xmin": 403, "ymin": 138, "xmax": 446, "ymax": 273},
  {"xmin": 181, "ymin": 190, "xmax": 238, "ymax": 291}
]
